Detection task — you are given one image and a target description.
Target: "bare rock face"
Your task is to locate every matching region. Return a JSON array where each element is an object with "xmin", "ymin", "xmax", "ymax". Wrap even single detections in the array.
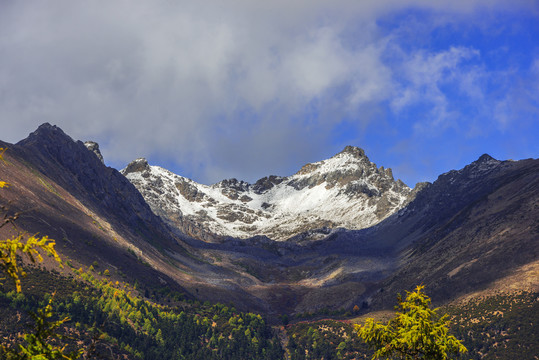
[
  {"xmin": 252, "ymin": 176, "xmax": 285, "ymax": 194},
  {"xmin": 123, "ymin": 158, "xmax": 151, "ymax": 174},
  {"xmin": 122, "ymin": 146, "xmax": 417, "ymax": 241},
  {"xmin": 84, "ymin": 141, "xmax": 104, "ymax": 164},
  {"xmin": 16, "ymin": 123, "xmax": 175, "ymax": 245},
  {"xmin": 363, "ymin": 154, "xmax": 539, "ymax": 309}
]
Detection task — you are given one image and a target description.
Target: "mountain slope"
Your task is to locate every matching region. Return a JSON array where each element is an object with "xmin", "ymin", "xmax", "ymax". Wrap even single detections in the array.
[
  {"xmin": 328, "ymin": 154, "xmax": 539, "ymax": 310},
  {"xmin": 14, "ymin": 124, "xmax": 172, "ymax": 244},
  {"xmin": 387, "ymin": 155, "xmax": 538, "ymax": 299},
  {"xmin": 122, "ymin": 146, "xmax": 414, "ymax": 241},
  {"xmin": 1, "ymin": 123, "xmax": 536, "ymax": 320},
  {"xmin": 0, "ymin": 124, "xmax": 226, "ymax": 304},
  {"xmin": 0, "ymin": 123, "xmax": 297, "ymax": 312},
  {"xmin": 220, "ymin": 153, "xmax": 538, "ymax": 314}
]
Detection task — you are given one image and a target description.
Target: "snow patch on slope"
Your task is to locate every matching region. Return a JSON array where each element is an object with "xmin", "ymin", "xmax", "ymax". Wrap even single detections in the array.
[{"xmin": 122, "ymin": 147, "xmax": 413, "ymax": 241}]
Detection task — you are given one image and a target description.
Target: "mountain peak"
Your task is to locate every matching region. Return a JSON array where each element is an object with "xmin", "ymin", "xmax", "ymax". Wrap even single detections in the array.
[
  {"xmin": 36, "ymin": 122, "xmax": 57, "ymax": 131},
  {"xmin": 295, "ymin": 145, "xmax": 371, "ymax": 177},
  {"xmin": 468, "ymin": 153, "xmax": 501, "ymax": 171},
  {"xmin": 32, "ymin": 122, "xmax": 66, "ymax": 137},
  {"xmin": 476, "ymin": 153, "xmax": 496, "ymax": 163},
  {"xmin": 337, "ymin": 145, "xmax": 367, "ymax": 159},
  {"xmin": 17, "ymin": 122, "xmax": 72, "ymax": 146},
  {"xmin": 123, "ymin": 143, "xmax": 415, "ymax": 240},
  {"xmin": 122, "ymin": 158, "xmax": 150, "ymax": 175}
]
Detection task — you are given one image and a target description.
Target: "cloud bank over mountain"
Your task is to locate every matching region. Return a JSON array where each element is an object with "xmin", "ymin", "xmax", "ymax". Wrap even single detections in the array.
[{"xmin": 1, "ymin": 0, "xmax": 537, "ymax": 185}]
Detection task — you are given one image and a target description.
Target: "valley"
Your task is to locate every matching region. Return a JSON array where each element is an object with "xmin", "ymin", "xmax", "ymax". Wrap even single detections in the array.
[{"xmin": 0, "ymin": 123, "xmax": 537, "ymax": 359}]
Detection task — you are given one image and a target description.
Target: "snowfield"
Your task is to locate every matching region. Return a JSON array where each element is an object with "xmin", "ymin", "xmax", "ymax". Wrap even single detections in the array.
[{"xmin": 123, "ymin": 147, "xmax": 413, "ymax": 241}]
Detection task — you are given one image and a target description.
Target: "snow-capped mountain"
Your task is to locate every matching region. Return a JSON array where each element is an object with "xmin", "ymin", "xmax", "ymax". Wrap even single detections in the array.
[
  {"xmin": 5, "ymin": 123, "xmax": 538, "ymax": 321},
  {"xmin": 122, "ymin": 146, "xmax": 416, "ymax": 241}
]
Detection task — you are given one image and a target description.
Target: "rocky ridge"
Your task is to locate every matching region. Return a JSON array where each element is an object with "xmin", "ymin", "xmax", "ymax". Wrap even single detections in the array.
[
  {"xmin": 122, "ymin": 146, "xmax": 416, "ymax": 241},
  {"xmin": 2, "ymin": 123, "xmax": 537, "ymax": 318},
  {"xmin": 15, "ymin": 123, "xmax": 172, "ymax": 239},
  {"xmin": 84, "ymin": 141, "xmax": 104, "ymax": 164}
]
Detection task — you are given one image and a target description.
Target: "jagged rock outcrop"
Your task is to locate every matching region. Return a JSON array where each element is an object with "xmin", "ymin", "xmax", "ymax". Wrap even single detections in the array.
[
  {"xmin": 84, "ymin": 141, "xmax": 104, "ymax": 164},
  {"xmin": 123, "ymin": 158, "xmax": 151, "ymax": 174},
  {"xmin": 123, "ymin": 145, "xmax": 418, "ymax": 241}
]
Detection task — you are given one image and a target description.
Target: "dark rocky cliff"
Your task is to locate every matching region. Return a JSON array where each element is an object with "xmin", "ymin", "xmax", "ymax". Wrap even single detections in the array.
[{"xmin": 14, "ymin": 123, "xmax": 177, "ymax": 247}]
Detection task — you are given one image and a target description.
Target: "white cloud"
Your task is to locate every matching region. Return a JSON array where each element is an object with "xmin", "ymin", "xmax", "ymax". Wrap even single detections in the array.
[
  {"xmin": 493, "ymin": 58, "xmax": 539, "ymax": 131},
  {"xmin": 390, "ymin": 46, "xmax": 482, "ymax": 133},
  {"xmin": 0, "ymin": 0, "xmax": 536, "ymax": 183}
]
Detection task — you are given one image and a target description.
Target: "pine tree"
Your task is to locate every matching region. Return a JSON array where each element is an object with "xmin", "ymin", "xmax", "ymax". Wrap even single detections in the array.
[{"xmin": 355, "ymin": 285, "xmax": 467, "ymax": 360}]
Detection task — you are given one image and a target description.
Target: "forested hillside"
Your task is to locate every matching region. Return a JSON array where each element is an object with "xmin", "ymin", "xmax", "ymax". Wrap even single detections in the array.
[
  {"xmin": 284, "ymin": 291, "xmax": 538, "ymax": 360},
  {"xmin": 0, "ymin": 265, "xmax": 283, "ymax": 359},
  {"xmin": 1, "ymin": 260, "xmax": 536, "ymax": 359}
]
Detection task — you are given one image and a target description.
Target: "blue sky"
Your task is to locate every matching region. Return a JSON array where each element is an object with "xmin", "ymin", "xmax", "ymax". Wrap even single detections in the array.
[{"xmin": 1, "ymin": 1, "xmax": 538, "ymax": 187}]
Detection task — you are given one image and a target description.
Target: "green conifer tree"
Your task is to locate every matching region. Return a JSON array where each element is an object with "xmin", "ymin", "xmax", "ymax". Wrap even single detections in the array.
[{"xmin": 355, "ymin": 285, "xmax": 467, "ymax": 360}]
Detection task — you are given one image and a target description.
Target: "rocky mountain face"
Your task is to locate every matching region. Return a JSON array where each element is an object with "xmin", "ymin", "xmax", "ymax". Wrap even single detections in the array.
[
  {"xmin": 84, "ymin": 141, "xmax": 104, "ymax": 164},
  {"xmin": 204, "ymin": 153, "xmax": 538, "ymax": 314},
  {"xmin": 15, "ymin": 124, "xmax": 174, "ymax": 245},
  {"xmin": 305, "ymin": 153, "xmax": 539, "ymax": 311},
  {"xmin": 1, "ymin": 123, "xmax": 537, "ymax": 318},
  {"xmin": 370, "ymin": 154, "xmax": 539, "ymax": 306},
  {"xmin": 0, "ymin": 123, "xmax": 203, "ymax": 301},
  {"xmin": 122, "ymin": 146, "xmax": 415, "ymax": 241}
]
